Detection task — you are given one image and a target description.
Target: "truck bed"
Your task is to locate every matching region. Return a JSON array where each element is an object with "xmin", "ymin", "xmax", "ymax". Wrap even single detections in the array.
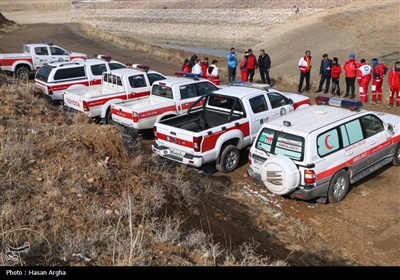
[
  {"xmin": 160, "ymin": 108, "xmax": 243, "ymax": 133},
  {"xmin": 65, "ymin": 85, "xmax": 122, "ymax": 98}
]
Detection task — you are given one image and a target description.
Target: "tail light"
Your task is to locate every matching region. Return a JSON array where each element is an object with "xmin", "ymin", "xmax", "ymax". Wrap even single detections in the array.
[
  {"xmin": 83, "ymin": 101, "xmax": 89, "ymax": 112},
  {"xmin": 132, "ymin": 111, "xmax": 139, "ymax": 122},
  {"xmin": 153, "ymin": 126, "xmax": 157, "ymax": 140},
  {"xmin": 193, "ymin": 136, "xmax": 202, "ymax": 152},
  {"xmin": 248, "ymin": 152, "xmax": 252, "ymax": 165},
  {"xmin": 48, "ymin": 86, "xmax": 53, "ymax": 96},
  {"xmin": 304, "ymin": 169, "xmax": 316, "ymax": 184}
]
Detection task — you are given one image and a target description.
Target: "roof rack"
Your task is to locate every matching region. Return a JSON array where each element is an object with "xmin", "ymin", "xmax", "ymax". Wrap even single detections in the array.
[
  {"xmin": 174, "ymin": 71, "xmax": 201, "ymax": 80},
  {"xmin": 231, "ymin": 81, "xmax": 270, "ymax": 90},
  {"xmin": 42, "ymin": 41, "xmax": 54, "ymax": 46},
  {"xmin": 315, "ymin": 96, "xmax": 363, "ymax": 111}
]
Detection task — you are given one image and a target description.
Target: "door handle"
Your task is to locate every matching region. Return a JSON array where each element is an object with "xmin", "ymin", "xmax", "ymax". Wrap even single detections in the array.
[
  {"xmin": 346, "ymin": 151, "xmax": 353, "ymax": 156},
  {"xmin": 254, "ymin": 118, "xmax": 259, "ymax": 121},
  {"xmin": 273, "ymin": 112, "xmax": 278, "ymax": 115},
  {"xmin": 370, "ymin": 140, "xmax": 376, "ymax": 145}
]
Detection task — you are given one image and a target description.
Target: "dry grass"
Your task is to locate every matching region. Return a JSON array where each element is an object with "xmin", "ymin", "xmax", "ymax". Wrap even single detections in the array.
[{"xmin": 0, "ymin": 83, "xmax": 286, "ymax": 266}]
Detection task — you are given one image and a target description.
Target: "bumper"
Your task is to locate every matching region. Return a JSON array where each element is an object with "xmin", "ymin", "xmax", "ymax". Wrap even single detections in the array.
[
  {"xmin": 152, "ymin": 142, "xmax": 203, "ymax": 168},
  {"xmin": 247, "ymin": 167, "xmax": 329, "ymax": 201}
]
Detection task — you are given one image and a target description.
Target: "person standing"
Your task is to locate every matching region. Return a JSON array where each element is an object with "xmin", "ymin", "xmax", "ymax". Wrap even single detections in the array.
[
  {"xmin": 343, "ymin": 53, "xmax": 360, "ymax": 98},
  {"xmin": 331, "ymin": 57, "xmax": 342, "ymax": 96},
  {"xmin": 181, "ymin": 58, "xmax": 191, "ymax": 73},
  {"xmin": 201, "ymin": 57, "xmax": 209, "ymax": 78},
  {"xmin": 227, "ymin": 48, "xmax": 238, "ymax": 84},
  {"xmin": 207, "ymin": 60, "xmax": 219, "ymax": 85},
  {"xmin": 191, "ymin": 58, "xmax": 203, "ymax": 76},
  {"xmin": 188, "ymin": 54, "xmax": 198, "ymax": 70},
  {"xmin": 316, "ymin": 53, "xmax": 333, "ymax": 93},
  {"xmin": 246, "ymin": 49, "xmax": 257, "ymax": 82},
  {"xmin": 357, "ymin": 59, "xmax": 372, "ymax": 103},
  {"xmin": 258, "ymin": 49, "xmax": 271, "ymax": 84},
  {"xmin": 388, "ymin": 61, "xmax": 400, "ymax": 107},
  {"xmin": 297, "ymin": 50, "xmax": 312, "ymax": 94},
  {"xmin": 371, "ymin": 58, "xmax": 388, "ymax": 104},
  {"xmin": 240, "ymin": 52, "xmax": 249, "ymax": 82}
]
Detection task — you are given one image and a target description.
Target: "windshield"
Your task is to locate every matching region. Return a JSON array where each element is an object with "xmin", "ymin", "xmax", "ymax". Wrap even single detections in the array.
[
  {"xmin": 35, "ymin": 66, "xmax": 52, "ymax": 82},
  {"xmin": 256, "ymin": 128, "xmax": 304, "ymax": 161}
]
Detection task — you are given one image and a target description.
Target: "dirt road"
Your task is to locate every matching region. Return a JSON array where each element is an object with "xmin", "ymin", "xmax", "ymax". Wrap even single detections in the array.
[{"xmin": 1, "ymin": 23, "xmax": 399, "ymax": 266}]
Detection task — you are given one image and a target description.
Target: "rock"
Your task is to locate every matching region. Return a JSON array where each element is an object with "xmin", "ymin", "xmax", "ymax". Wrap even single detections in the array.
[
  {"xmin": 70, "ymin": 187, "xmax": 79, "ymax": 193},
  {"xmin": 87, "ymin": 178, "xmax": 95, "ymax": 183},
  {"xmin": 36, "ymin": 177, "xmax": 43, "ymax": 182},
  {"xmin": 105, "ymin": 210, "xmax": 113, "ymax": 215}
]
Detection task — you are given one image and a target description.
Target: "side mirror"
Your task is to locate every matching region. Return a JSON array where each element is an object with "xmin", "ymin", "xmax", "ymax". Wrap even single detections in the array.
[
  {"xmin": 387, "ymin": 123, "xmax": 394, "ymax": 134},
  {"xmin": 288, "ymin": 98, "xmax": 294, "ymax": 105}
]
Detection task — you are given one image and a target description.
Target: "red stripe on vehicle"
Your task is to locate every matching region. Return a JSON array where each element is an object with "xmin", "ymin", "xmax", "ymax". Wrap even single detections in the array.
[
  {"xmin": 293, "ymin": 98, "xmax": 311, "ymax": 110},
  {"xmin": 157, "ymin": 133, "xmax": 193, "ymax": 148},
  {"xmin": 0, "ymin": 57, "xmax": 33, "ymax": 66},
  {"xmin": 202, "ymin": 122, "xmax": 250, "ymax": 152},
  {"xmin": 50, "ymin": 81, "xmax": 90, "ymax": 92},
  {"xmin": 138, "ymin": 105, "xmax": 176, "ymax": 119},
  {"xmin": 87, "ymin": 91, "xmax": 150, "ymax": 108},
  {"xmin": 111, "ymin": 108, "xmax": 132, "ymax": 120}
]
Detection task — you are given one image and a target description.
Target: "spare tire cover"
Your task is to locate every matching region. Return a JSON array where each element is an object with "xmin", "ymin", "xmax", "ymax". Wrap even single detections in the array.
[{"xmin": 260, "ymin": 154, "xmax": 300, "ymax": 195}]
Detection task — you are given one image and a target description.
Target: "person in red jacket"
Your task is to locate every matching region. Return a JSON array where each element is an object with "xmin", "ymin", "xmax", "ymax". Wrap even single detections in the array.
[
  {"xmin": 388, "ymin": 61, "xmax": 400, "ymax": 107},
  {"xmin": 371, "ymin": 58, "xmax": 388, "ymax": 103},
  {"xmin": 246, "ymin": 49, "xmax": 257, "ymax": 82},
  {"xmin": 357, "ymin": 59, "xmax": 372, "ymax": 103},
  {"xmin": 330, "ymin": 57, "xmax": 342, "ymax": 96},
  {"xmin": 297, "ymin": 50, "xmax": 312, "ymax": 94},
  {"xmin": 240, "ymin": 52, "xmax": 249, "ymax": 82},
  {"xmin": 201, "ymin": 57, "xmax": 209, "ymax": 78},
  {"xmin": 181, "ymin": 58, "xmax": 191, "ymax": 73},
  {"xmin": 343, "ymin": 53, "xmax": 360, "ymax": 99}
]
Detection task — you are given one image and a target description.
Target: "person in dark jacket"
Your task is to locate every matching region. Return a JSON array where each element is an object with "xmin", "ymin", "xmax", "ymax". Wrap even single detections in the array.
[
  {"xmin": 316, "ymin": 53, "xmax": 333, "ymax": 93},
  {"xmin": 258, "ymin": 49, "xmax": 271, "ymax": 84},
  {"xmin": 188, "ymin": 54, "xmax": 198, "ymax": 70}
]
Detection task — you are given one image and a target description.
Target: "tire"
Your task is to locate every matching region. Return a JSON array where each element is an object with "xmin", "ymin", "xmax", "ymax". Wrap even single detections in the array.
[
  {"xmin": 392, "ymin": 143, "xmax": 400, "ymax": 166},
  {"xmin": 105, "ymin": 107, "xmax": 114, "ymax": 125},
  {"xmin": 15, "ymin": 66, "xmax": 30, "ymax": 79},
  {"xmin": 328, "ymin": 170, "xmax": 350, "ymax": 203},
  {"xmin": 216, "ymin": 145, "xmax": 240, "ymax": 173}
]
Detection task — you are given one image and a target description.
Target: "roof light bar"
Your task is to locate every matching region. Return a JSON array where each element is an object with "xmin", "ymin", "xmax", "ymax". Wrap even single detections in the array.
[
  {"xmin": 96, "ymin": 54, "xmax": 112, "ymax": 62},
  {"xmin": 128, "ymin": 64, "xmax": 150, "ymax": 72},
  {"xmin": 174, "ymin": 71, "xmax": 201, "ymax": 79},
  {"xmin": 315, "ymin": 96, "xmax": 363, "ymax": 111},
  {"xmin": 231, "ymin": 81, "xmax": 270, "ymax": 90}
]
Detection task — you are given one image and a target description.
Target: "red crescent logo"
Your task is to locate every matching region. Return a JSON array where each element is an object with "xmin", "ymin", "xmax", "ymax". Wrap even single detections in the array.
[{"xmin": 325, "ymin": 135, "xmax": 333, "ymax": 149}]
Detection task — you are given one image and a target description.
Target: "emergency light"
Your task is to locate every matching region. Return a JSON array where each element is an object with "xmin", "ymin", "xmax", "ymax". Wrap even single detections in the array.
[
  {"xmin": 232, "ymin": 81, "xmax": 270, "ymax": 90},
  {"xmin": 315, "ymin": 96, "xmax": 363, "ymax": 111},
  {"xmin": 129, "ymin": 64, "xmax": 150, "ymax": 72},
  {"xmin": 96, "ymin": 54, "xmax": 112, "ymax": 62},
  {"xmin": 174, "ymin": 71, "xmax": 201, "ymax": 79}
]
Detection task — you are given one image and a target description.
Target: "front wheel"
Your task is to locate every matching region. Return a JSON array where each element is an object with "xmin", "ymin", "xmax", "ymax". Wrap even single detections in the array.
[
  {"xmin": 15, "ymin": 66, "xmax": 30, "ymax": 79},
  {"xmin": 105, "ymin": 107, "xmax": 114, "ymax": 125},
  {"xmin": 328, "ymin": 170, "xmax": 350, "ymax": 203},
  {"xmin": 216, "ymin": 145, "xmax": 240, "ymax": 173},
  {"xmin": 392, "ymin": 143, "xmax": 400, "ymax": 166}
]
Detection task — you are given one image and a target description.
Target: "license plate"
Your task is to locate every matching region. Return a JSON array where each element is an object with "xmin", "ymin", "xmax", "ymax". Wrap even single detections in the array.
[{"xmin": 170, "ymin": 149, "xmax": 184, "ymax": 157}]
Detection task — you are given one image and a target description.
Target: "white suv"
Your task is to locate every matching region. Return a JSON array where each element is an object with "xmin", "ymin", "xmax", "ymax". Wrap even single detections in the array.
[{"xmin": 248, "ymin": 96, "xmax": 400, "ymax": 203}]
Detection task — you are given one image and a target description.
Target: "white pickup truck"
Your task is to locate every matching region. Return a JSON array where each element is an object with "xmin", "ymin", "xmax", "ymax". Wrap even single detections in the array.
[
  {"xmin": 63, "ymin": 67, "xmax": 166, "ymax": 123},
  {"xmin": 152, "ymin": 84, "xmax": 311, "ymax": 173},
  {"xmin": 110, "ymin": 76, "xmax": 219, "ymax": 130},
  {"xmin": 0, "ymin": 43, "xmax": 87, "ymax": 78},
  {"xmin": 35, "ymin": 57, "xmax": 126, "ymax": 101}
]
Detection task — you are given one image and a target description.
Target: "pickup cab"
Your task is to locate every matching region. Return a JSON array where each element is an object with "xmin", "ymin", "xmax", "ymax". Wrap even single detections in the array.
[
  {"xmin": 110, "ymin": 75, "xmax": 218, "ymax": 130},
  {"xmin": 63, "ymin": 68, "xmax": 166, "ymax": 123},
  {"xmin": 0, "ymin": 43, "xmax": 87, "ymax": 78},
  {"xmin": 35, "ymin": 57, "xmax": 126, "ymax": 101},
  {"xmin": 152, "ymin": 84, "xmax": 311, "ymax": 173}
]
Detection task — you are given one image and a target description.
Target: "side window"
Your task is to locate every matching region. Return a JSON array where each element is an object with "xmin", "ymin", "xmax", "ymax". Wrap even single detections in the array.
[
  {"xmin": 34, "ymin": 47, "xmax": 49, "ymax": 56},
  {"xmin": 91, "ymin": 64, "xmax": 107, "ymax": 76},
  {"xmin": 180, "ymin": 84, "xmax": 197, "ymax": 99},
  {"xmin": 115, "ymin": 76, "xmax": 122, "ymax": 86},
  {"xmin": 147, "ymin": 73, "xmax": 165, "ymax": 85},
  {"xmin": 129, "ymin": 75, "xmax": 146, "ymax": 88},
  {"xmin": 267, "ymin": 92, "xmax": 288, "ymax": 109},
  {"xmin": 54, "ymin": 67, "xmax": 85, "ymax": 80},
  {"xmin": 256, "ymin": 128, "xmax": 276, "ymax": 153},
  {"xmin": 340, "ymin": 125, "xmax": 350, "ymax": 147},
  {"xmin": 50, "ymin": 47, "xmax": 67, "ymax": 55},
  {"xmin": 152, "ymin": 85, "xmax": 173, "ymax": 99},
  {"xmin": 108, "ymin": 63, "xmax": 126, "ymax": 70},
  {"xmin": 317, "ymin": 128, "xmax": 340, "ymax": 157},
  {"xmin": 249, "ymin": 95, "xmax": 268, "ymax": 113},
  {"xmin": 360, "ymin": 114, "xmax": 384, "ymax": 138},
  {"xmin": 344, "ymin": 119, "xmax": 364, "ymax": 144},
  {"xmin": 195, "ymin": 81, "xmax": 217, "ymax": 96}
]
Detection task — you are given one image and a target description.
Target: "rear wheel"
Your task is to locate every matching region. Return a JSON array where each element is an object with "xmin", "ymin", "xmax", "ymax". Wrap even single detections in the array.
[
  {"xmin": 15, "ymin": 66, "xmax": 30, "ymax": 79},
  {"xmin": 216, "ymin": 145, "xmax": 240, "ymax": 173},
  {"xmin": 328, "ymin": 170, "xmax": 350, "ymax": 203},
  {"xmin": 105, "ymin": 107, "xmax": 114, "ymax": 125},
  {"xmin": 392, "ymin": 143, "xmax": 400, "ymax": 166}
]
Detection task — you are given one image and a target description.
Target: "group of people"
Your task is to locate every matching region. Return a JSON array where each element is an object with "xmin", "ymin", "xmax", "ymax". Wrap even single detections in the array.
[
  {"xmin": 181, "ymin": 55, "xmax": 219, "ymax": 85},
  {"xmin": 297, "ymin": 50, "xmax": 400, "ymax": 107},
  {"xmin": 227, "ymin": 47, "xmax": 272, "ymax": 85}
]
